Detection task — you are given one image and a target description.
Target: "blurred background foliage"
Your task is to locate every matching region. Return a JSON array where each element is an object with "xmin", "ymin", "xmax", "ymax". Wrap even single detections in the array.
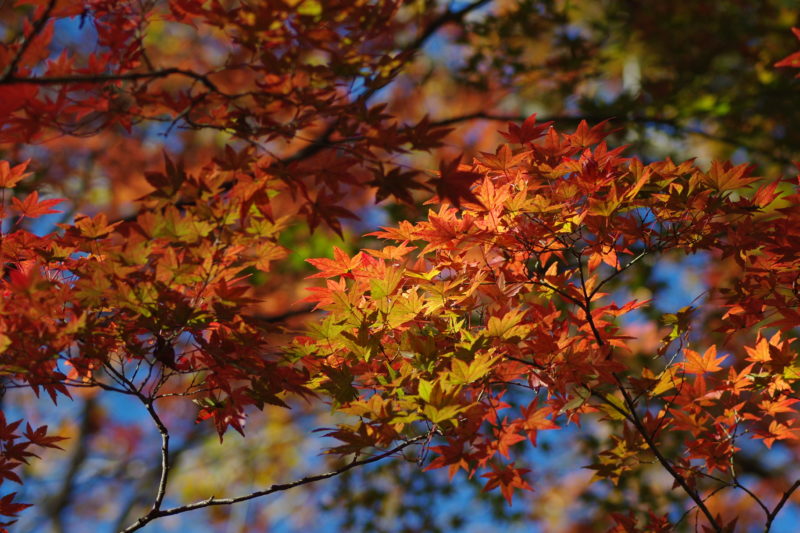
[{"xmin": 3, "ymin": 0, "xmax": 800, "ymax": 531}]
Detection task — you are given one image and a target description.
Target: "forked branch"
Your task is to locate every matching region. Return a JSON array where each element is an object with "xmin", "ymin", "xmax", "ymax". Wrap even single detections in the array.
[{"xmin": 120, "ymin": 435, "xmax": 425, "ymax": 532}]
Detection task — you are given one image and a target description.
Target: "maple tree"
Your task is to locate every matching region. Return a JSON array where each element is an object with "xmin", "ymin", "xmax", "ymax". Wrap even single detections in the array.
[{"xmin": 2, "ymin": 1, "xmax": 800, "ymax": 532}]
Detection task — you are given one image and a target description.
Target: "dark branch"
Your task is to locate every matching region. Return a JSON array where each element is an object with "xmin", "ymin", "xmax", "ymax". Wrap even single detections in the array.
[
  {"xmin": 110, "ymin": 424, "xmax": 206, "ymax": 532},
  {"xmin": 120, "ymin": 435, "xmax": 426, "ymax": 532},
  {"xmin": 766, "ymin": 479, "xmax": 800, "ymax": 531},
  {"xmin": 403, "ymin": 0, "xmax": 491, "ymax": 58},
  {"xmin": 145, "ymin": 401, "xmax": 170, "ymax": 513},
  {"xmin": 1, "ymin": 68, "xmax": 219, "ymax": 92},
  {"xmin": 1, "ymin": 0, "xmax": 57, "ymax": 81},
  {"xmin": 428, "ymin": 112, "xmax": 795, "ymax": 166},
  {"xmin": 573, "ymin": 252, "xmax": 722, "ymax": 531},
  {"xmin": 616, "ymin": 382, "xmax": 721, "ymax": 532}
]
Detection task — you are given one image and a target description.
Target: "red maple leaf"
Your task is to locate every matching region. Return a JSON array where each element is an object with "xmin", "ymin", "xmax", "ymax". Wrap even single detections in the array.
[
  {"xmin": 500, "ymin": 113, "xmax": 553, "ymax": 144},
  {"xmin": 481, "ymin": 463, "xmax": 533, "ymax": 505},
  {"xmin": 431, "ymin": 155, "xmax": 483, "ymax": 208},
  {"xmin": 775, "ymin": 27, "xmax": 800, "ymax": 75},
  {"xmin": 11, "ymin": 191, "xmax": 63, "ymax": 220},
  {"xmin": 23, "ymin": 424, "xmax": 66, "ymax": 451}
]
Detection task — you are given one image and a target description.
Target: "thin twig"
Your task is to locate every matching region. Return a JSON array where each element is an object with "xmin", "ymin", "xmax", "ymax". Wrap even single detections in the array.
[
  {"xmin": 765, "ymin": 479, "xmax": 800, "ymax": 532},
  {"xmin": 589, "ymin": 249, "xmax": 651, "ymax": 299},
  {"xmin": 120, "ymin": 435, "xmax": 426, "ymax": 532}
]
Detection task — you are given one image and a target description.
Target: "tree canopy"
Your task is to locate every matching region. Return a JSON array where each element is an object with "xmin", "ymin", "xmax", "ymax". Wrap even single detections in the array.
[{"xmin": 1, "ymin": 1, "xmax": 800, "ymax": 532}]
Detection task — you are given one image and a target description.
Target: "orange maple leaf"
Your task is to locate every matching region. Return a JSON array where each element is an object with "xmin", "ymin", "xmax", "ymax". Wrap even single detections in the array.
[{"xmin": 682, "ymin": 346, "xmax": 726, "ymax": 375}]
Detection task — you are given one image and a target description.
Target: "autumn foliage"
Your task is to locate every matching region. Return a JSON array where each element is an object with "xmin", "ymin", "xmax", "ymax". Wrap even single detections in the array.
[
  {"xmin": 298, "ymin": 115, "xmax": 800, "ymax": 530},
  {"xmin": 2, "ymin": 1, "xmax": 800, "ymax": 532}
]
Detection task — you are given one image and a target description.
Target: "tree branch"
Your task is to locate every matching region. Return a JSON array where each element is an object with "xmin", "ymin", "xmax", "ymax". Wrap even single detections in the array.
[
  {"xmin": 144, "ymin": 400, "xmax": 170, "ymax": 513},
  {"xmin": 765, "ymin": 479, "xmax": 800, "ymax": 532},
  {"xmin": 1, "ymin": 68, "xmax": 219, "ymax": 92},
  {"xmin": 616, "ymin": 382, "xmax": 722, "ymax": 532},
  {"xmin": 574, "ymin": 254, "xmax": 722, "ymax": 531},
  {"xmin": 402, "ymin": 0, "xmax": 491, "ymax": 59},
  {"xmin": 110, "ymin": 423, "xmax": 207, "ymax": 532},
  {"xmin": 120, "ymin": 434, "xmax": 426, "ymax": 532},
  {"xmin": 101, "ymin": 361, "xmax": 174, "ymax": 525},
  {"xmin": 428, "ymin": 112, "xmax": 794, "ymax": 166},
  {"xmin": 1, "ymin": 0, "xmax": 57, "ymax": 81}
]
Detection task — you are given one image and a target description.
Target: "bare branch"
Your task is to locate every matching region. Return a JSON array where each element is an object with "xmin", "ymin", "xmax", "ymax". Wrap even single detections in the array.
[
  {"xmin": 120, "ymin": 435, "xmax": 426, "ymax": 532},
  {"xmin": 102, "ymin": 360, "xmax": 174, "ymax": 527},
  {"xmin": 110, "ymin": 423, "xmax": 207, "ymax": 532},
  {"xmin": 766, "ymin": 479, "xmax": 800, "ymax": 532},
  {"xmin": 589, "ymin": 248, "xmax": 651, "ymax": 300},
  {"xmin": 144, "ymin": 400, "xmax": 170, "ymax": 513},
  {"xmin": 2, "ymin": 68, "xmax": 219, "ymax": 92}
]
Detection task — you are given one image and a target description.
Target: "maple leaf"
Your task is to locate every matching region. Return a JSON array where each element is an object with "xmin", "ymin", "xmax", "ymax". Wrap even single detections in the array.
[
  {"xmin": 0, "ymin": 415, "xmax": 23, "ymax": 442},
  {"xmin": 364, "ymin": 242, "xmax": 415, "ymax": 261},
  {"xmin": 303, "ymin": 191, "xmax": 359, "ymax": 237},
  {"xmin": 73, "ymin": 213, "xmax": 121, "ymax": 239},
  {"xmin": 519, "ymin": 402, "xmax": 558, "ymax": 445},
  {"xmin": 758, "ymin": 398, "xmax": 799, "ymax": 417},
  {"xmin": 0, "ymin": 492, "xmax": 31, "ymax": 518},
  {"xmin": 481, "ymin": 463, "xmax": 533, "ymax": 505},
  {"xmin": 23, "ymin": 424, "xmax": 66, "ymax": 450},
  {"xmin": 306, "ymin": 247, "xmax": 365, "ymax": 279},
  {"xmin": 424, "ymin": 441, "xmax": 470, "ymax": 481},
  {"xmin": 407, "ymin": 115, "xmax": 454, "ymax": 151},
  {"xmin": 500, "ymin": 114, "xmax": 553, "ymax": 145},
  {"xmin": 0, "ymin": 461, "xmax": 23, "ymax": 485},
  {"xmin": 563, "ymin": 119, "xmax": 614, "ymax": 148},
  {"xmin": 0, "ymin": 160, "xmax": 31, "ymax": 189},
  {"xmin": 11, "ymin": 191, "xmax": 63, "ymax": 220},
  {"xmin": 750, "ymin": 179, "xmax": 781, "ymax": 208},
  {"xmin": 744, "ymin": 336, "xmax": 773, "ymax": 364},
  {"xmin": 300, "ymin": 278, "xmax": 348, "ymax": 310},
  {"xmin": 371, "ymin": 166, "xmax": 429, "ymax": 205},
  {"xmin": 494, "ymin": 421, "xmax": 526, "ymax": 458},
  {"xmin": 702, "ymin": 161, "xmax": 759, "ymax": 192},
  {"xmin": 253, "ymin": 242, "xmax": 288, "ymax": 272},
  {"xmin": 477, "ymin": 144, "xmax": 529, "ymax": 172},
  {"xmin": 142, "ymin": 152, "xmax": 187, "ymax": 199},
  {"xmin": 682, "ymin": 346, "xmax": 726, "ymax": 375},
  {"xmin": 775, "ymin": 28, "xmax": 800, "ymax": 75},
  {"xmin": 754, "ymin": 420, "xmax": 799, "ymax": 449},
  {"xmin": 431, "ymin": 155, "xmax": 484, "ymax": 208}
]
